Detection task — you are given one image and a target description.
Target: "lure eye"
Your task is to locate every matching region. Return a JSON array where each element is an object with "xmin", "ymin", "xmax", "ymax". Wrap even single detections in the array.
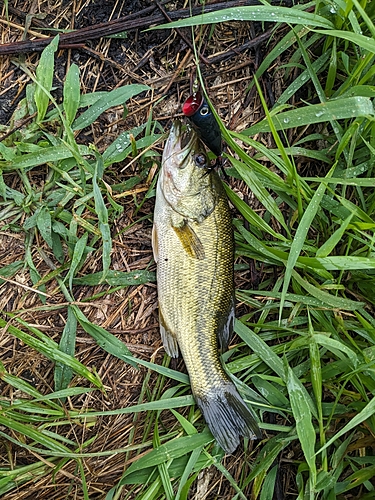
[
  {"xmin": 194, "ymin": 153, "xmax": 207, "ymax": 168},
  {"xmin": 200, "ymin": 106, "xmax": 209, "ymax": 116}
]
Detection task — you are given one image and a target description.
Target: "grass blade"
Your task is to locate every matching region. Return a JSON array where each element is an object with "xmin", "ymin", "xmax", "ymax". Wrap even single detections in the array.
[
  {"xmin": 279, "ymin": 166, "xmax": 333, "ymax": 319},
  {"xmin": 34, "ymin": 35, "xmax": 59, "ymax": 122},
  {"xmin": 63, "ymin": 63, "xmax": 80, "ymax": 126},
  {"xmin": 286, "ymin": 362, "xmax": 316, "ymax": 489},
  {"xmin": 54, "ymin": 305, "xmax": 77, "ymax": 391},
  {"xmin": 72, "ymin": 84, "xmax": 149, "ymax": 130},
  {"xmin": 152, "ymin": 6, "xmax": 334, "ymax": 30},
  {"xmin": 72, "ymin": 306, "xmax": 138, "ymax": 368},
  {"xmin": 315, "ymin": 29, "xmax": 375, "ymax": 54},
  {"xmin": 72, "ymin": 269, "xmax": 155, "ymax": 286},
  {"xmin": 243, "ymin": 97, "xmax": 375, "ymax": 135}
]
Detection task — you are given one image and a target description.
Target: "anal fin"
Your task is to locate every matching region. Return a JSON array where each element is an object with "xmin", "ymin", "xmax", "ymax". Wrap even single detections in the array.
[
  {"xmin": 217, "ymin": 295, "xmax": 235, "ymax": 352},
  {"xmin": 159, "ymin": 310, "xmax": 179, "ymax": 358}
]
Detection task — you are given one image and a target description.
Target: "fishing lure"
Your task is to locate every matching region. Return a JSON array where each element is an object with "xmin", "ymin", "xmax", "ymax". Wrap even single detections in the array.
[{"xmin": 182, "ymin": 91, "xmax": 222, "ymax": 157}]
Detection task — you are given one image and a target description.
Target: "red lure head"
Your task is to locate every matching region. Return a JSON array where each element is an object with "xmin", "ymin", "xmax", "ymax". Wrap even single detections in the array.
[{"xmin": 182, "ymin": 92, "xmax": 204, "ymax": 117}]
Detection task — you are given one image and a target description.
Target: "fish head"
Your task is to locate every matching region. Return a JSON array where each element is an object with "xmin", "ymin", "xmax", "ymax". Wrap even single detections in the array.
[{"xmin": 160, "ymin": 120, "xmax": 218, "ymax": 221}]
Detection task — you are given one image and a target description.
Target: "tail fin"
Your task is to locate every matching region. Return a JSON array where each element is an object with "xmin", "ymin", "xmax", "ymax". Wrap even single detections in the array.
[{"xmin": 195, "ymin": 383, "xmax": 262, "ymax": 454}]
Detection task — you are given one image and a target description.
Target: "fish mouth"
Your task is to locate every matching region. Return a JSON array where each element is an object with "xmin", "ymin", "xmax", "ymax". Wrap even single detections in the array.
[{"xmin": 163, "ymin": 120, "xmax": 198, "ymax": 168}]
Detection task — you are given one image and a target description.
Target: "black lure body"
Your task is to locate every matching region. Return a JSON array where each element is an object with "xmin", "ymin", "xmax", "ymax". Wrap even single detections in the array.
[{"xmin": 182, "ymin": 92, "xmax": 222, "ymax": 157}]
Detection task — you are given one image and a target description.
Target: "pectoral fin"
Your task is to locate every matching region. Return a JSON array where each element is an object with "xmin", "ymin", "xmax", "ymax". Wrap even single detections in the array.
[
  {"xmin": 159, "ymin": 310, "xmax": 179, "ymax": 358},
  {"xmin": 172, "ymin": 221, "xmax": 205, "ymax": 260}
]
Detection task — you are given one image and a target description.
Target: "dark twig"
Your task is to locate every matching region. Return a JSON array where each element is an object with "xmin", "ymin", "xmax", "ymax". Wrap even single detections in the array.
[
  {"xmin": 0, "ymin": 112, "xmax": 37, "ymax": 142},
  {"xmin": 0, "ymin": 0, "xmax": 262, "ymax": 56},
  {"xmin": 153, "ymin": 0, "xmax": 211, "ymax": 65},
  {"xmin": 0, "ymin": 3, "xmax": 53, "ymax": 30},
  {"xmin": 207, "ymin": 28, "xmax": 274, "ymax": 64}
]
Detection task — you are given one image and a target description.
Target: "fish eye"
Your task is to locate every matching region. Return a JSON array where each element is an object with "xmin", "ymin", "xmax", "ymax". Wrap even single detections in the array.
[
  {"xmin": 194, "ymin": 153, "xmax": 207, "ymax": 168},
  {"xmin": 200, "ymin": 106, "xmax": 209, "ymax": 116}
]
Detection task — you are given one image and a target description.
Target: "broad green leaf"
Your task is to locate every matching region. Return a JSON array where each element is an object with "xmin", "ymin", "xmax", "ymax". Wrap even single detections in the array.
[
  {"xmin": 1, "ymin": 317, "xmax": 102, "ymax": 389},
  {"xmin": 306, "ymin": 177, "xmax": 375, "ymax": 187},
  {"xmin": 313, "ymin": 334, "xmax": 359, "ymax": 368},
  {"xmin": 130, "ymin": 357, "xmax": 190, "ymax": 385},
  {"xmin": 246, "ymin": 433, "xmax": 295, "ymax": 483},
  {"xmin": 106, "ymin": 454, "xmax": 212, "ymax": 494},
  {"xmin": 286, "ymin": 363, "xmax": 316, "ymax": 479},
  {"xmin": 318, "ymin": 397, "xmax": 375, "ymax": 454},
  {"xmin": 0, "ymin": 415, "xmax": 71, "ymax": 453},
  {"xmin": 54, "ymin": 305, "xmax": 77, "ymax": 391},
  {"xmin": 102, "ymin": 124, "xmax": 146, "ymax": 163},
  {"xmin": 36, "ymin": 206, "xmax": 53, "ymax": 248},
  {"xmin": 309, "ymin": 335, "xmax": 323, "ymax": 419},
  {"xmin": 170, "ymin": 410, "xmax": 197, "ymax": 436},
  {"xmin": 34, "ymin": 35, "xmax": 59, "ymax": 121},
  {"xmin": 63, "ymin": 63, "xmax": 80, "ymax": 126},
  {"xmin": 279, "ymin": 168, "xmax": 332, "ymax": 317},
  {"xmin": 3, "ymin": 144, "xmax": 91, "ymax": 171},
  {"xmin": 72, "ymin": 306, "xmax": 138, "ymax": 368},
  {"xmin": 315, "ymin": 256, "xmax": 375, "ymax": 271},
  {"xmin": 121, "ymin": 430, "xmax": 213, "ymax": 477},
  {"xmin": 175, "ymin": 449, "xmax": 203, "ymax": 500},
  {"xmin": 228, "ymin": 134, "xmax": 295, "ymax": 191},
  {"xmin": 336, "ymin": 465, "xmax": 375, "ymax": 493},
  {"xmin": 79, "ymin": 91, "xmax": 108, "ymax": 108},
  {"xmin": 292, "ymin": 270, "xmax": 364, "ymax": 310},
  {"xmin": 103, "ymin": 133, "xmax": 163, "ymax": 166},
  {"xmin": 316, "ymin": 214, "xmax": 354, "ymax": 257},
  {"xmin": 153, "ymin": 425, "xmax": 174, "ymax": 500},
  {"xmin": 243, "ymin": 97, "xmax": 374, "ymax": 135},
  {"xmin": 315, "ymin": 29, "xmax": 375, "ymax": 54},
  {"xmin": 230, "ymin": 157, "xmax": 289, "ymax": 233},
  {"xmin": 224, "ymin": 184, "xmax": 287, "ymax": 241},
  {"xmin": 235, "ymin": 320, "xmax": 285, "ymax": 378},
  {"xmin": 72, "ymin": 84, "xmax": 149, "ymax": 130},
  {"xmin": 268, "ymin": 146, "xmax": 331, "ymax": 163},
  {"xmin": 251, "ymin": 376, "xmax": 290, "ymax": 409},
  {"xmin": 69, "ymin": 396, "xmax": 195, "ymax": 418},
  {"xmin": 276, "ymin": 52, "xmax": 330, "ymax": 105},
  {"xmin": 73, "ymin": 269, "xmax": 156, "ymax": 286},
  {"xmin": 151, "ymin": 6, "xmax": 334, "ymax": 30},
  {"xmin": 260, "ymin": 465, "xmax": 278, "ymax": 500},
  {"xmin": 93, "ymin": 154, "xmax": 111, "ymax": 280},
  {"xmin": 67, "ymin": 232, "xmax": 88, "ymax": 291},
  {"xmin": 0, "ymin": 261, "xmax": 24, "ymax": 284}
]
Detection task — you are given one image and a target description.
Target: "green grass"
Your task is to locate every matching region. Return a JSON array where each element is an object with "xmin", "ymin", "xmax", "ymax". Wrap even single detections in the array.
[{"xmin": 1, "ymin": 0, "xmax": 375, "ymax": 498}]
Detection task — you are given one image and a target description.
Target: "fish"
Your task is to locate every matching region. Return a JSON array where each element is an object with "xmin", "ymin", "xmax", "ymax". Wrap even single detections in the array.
[
  {"xmin": 182, "ymin": 92, "xmax": 222, "ymax": 157},
  {"xmin": 152, "ymin": 120, "xmax": 262, "ymax": 453}
]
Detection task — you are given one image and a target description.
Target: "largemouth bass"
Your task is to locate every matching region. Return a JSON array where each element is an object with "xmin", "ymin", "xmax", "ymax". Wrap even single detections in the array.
[{"xmin": 152, "ymin": 120, "xmax": 261, "ymax": 453}]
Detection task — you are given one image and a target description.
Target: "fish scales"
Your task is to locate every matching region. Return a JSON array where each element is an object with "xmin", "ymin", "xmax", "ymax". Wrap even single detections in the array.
[
  {"xmin": 157, "ymin": 180, "xmax": 233, "ymax": 390},
  {"xmin": 152, "ymin": 120, "xmax": 261, "ymax": 453}
]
